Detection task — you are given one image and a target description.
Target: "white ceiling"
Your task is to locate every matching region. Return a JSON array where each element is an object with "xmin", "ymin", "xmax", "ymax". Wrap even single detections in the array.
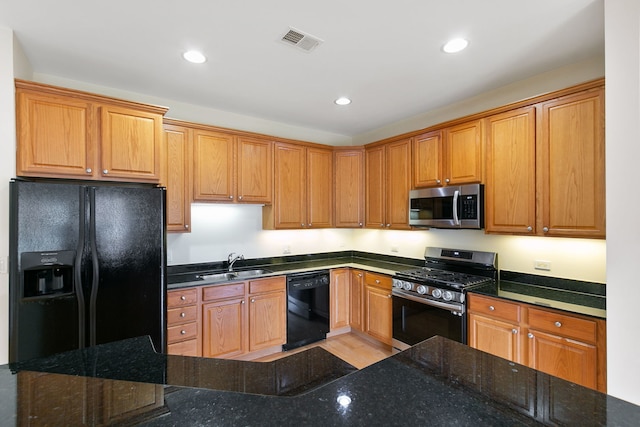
[{"xmin": 0, "ymin": 0, "xmax": 604, "ymax": 137}]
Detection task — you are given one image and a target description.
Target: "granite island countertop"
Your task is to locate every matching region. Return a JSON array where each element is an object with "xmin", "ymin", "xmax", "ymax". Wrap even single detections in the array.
[{"xmin": 5, "ymin": 335, "xmax": 638, "ymax": 426}]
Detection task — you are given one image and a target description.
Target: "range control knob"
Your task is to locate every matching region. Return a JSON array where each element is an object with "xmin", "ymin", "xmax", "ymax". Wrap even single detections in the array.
[
  {"xmin": 321, "ymin": 276, "xmax": 330, "ymax": 285},
  {"xmin": 431, "ymin": 288, "xmax": 442, "ymax": 299},
  {"xmin": 403, "ymin": 282, "xmax": 413, "ymax": 291},
  {"xmin": 416, "ymin": 285, "xmax": 427, "ymax": 295},
  {"xmin": 393, "ymin": 280, "xmax": 403, "ymax": 289},
  {"xmin": 442, "ymin": 290, "xmax": 454, "ymax": 301}
]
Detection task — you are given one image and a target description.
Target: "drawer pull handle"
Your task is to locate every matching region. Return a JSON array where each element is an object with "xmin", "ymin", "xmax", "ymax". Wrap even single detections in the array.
[
  {"xmin": 180, "ymin": 296, "xmax": 186, "ymax": 301},
  {"xmin": 180, "ymin": 312, "xmax": 186, "ymax": 318},
  {"xmin": 375, "ymin": 280, "xmax": 380, "ymax": 284},
  {"xmin": 180, "ymin": 330, "xmax": 186, "ymax": 335},
  {"xmin": 554, "ymin": 321, "xmax": 562, "ymax": 327},
  {"xmin": 387, "ymin": 294, "xmax": 392, "ymax": 299},
  {"xmin": 489, "ymin": 305, "xmax": 495, "ymax": 311}
]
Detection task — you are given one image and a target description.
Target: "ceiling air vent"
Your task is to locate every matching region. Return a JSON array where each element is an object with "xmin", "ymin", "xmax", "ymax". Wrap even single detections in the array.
[{"xmin": 280, "ymin": 27, "xmax": 323, "ymax": 52}]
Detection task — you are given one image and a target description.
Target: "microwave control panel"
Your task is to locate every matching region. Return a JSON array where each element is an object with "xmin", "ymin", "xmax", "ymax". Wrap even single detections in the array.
[{"xmin": 460, "ymin": 195, "xmax": 479, "ymax": 220}]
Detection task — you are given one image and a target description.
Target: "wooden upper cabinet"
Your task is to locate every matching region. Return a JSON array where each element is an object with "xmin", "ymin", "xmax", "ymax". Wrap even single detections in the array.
[
  {"xmin": 15, "ymin": 80, "xmax": 167, "ymax": 182},
  {"xmin": 413, "ymin": 130, "xmax": 443, "ymax": 188},
  {"xmin": 163, "ymin": 123, "xmax": 193, "ymax": 232},
  {"xmin": 192, "ymin": 129, "xmax": 235, "ymax": 201},
  {"xmin": 334, "ymin": 149, "xmax": 365, "ymax": 228},
  {"xmin": 445, "ymin": 119, "xmax": 483, "ymax": 185},
  {"xmin": 100, "ymin": 105, "xmax": 163, "ymax": 181},
  {"xmin": 307, "ymin": 147, "xmax": 334, "ymax": 228},
  {"xmin": 365, "ymin": 139, "xmax": 411, "ymax": 229},
  {"xmin": 236, "ymin": 136, "xmax": 272, "ymax": 203},
  {"xmin": 485, "ymin": 107, "xmax": 536, "ymax": 234},
  {"xmin": 365, "ymin": 145, "xmax": 385, "ymax": 228},
  {"xmin": 539, "ymin": 88, "xmax": 605, "ymax": 238},
  {"xmin": 263, "ymin": 142, "xmax": 333, "ymax": 229}
]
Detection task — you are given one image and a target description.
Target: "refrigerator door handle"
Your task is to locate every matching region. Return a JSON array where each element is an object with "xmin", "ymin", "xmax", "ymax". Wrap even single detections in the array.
[
  {"xmin": 89, "ymin": 188, "xmax": 100, "ymax": 347},
  {"xmin": 75, "ymin": 187, "xmax": 87, "ymax": 349}
]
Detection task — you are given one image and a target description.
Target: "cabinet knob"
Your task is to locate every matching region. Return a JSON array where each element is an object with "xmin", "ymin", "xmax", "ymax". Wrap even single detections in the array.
[
  {"xmin": 229, "ymin": 195, "xmax": 233, "ymax": 199},
  {"xmin": 489, "ymin": 305, "xmax": 495, "ymax": 311},
  {"xmin": 527, "ymin": 333, "xmax": 534, "ymax": 339},
  {"xmin": 301, "ymin": 223, "xmax": 305, "ymax": 227},
  {"xmin": 554, "ymin": 321, "xmax": 562, "ymax": 327},
  {"xmin": 238, "ymin": 196, "xmax": 243, "ymax": 200},
  {"xmin": 445, "ymin": 178, "xmax": 450, "ymax": 183},
  {"xmin": 251, "ymin": 298, "xmax": 255, "ymax": 303},
  {"xmin": 386, "ymin": 224, "xmax": 391, "ymax": 228},
  {"xmin": 358, "ymin": 274, "xmax": 363, "ymax": 277},
  {"xmin": 180, "ymin": 330, "xmax": 186, "ymax": 335},
  {"xmin": 103, "ymin": 169, "xmax": 109, "ymax": 174},
  {"xmin": 180, "ymin": 296, "xmax": 186, "ymax": 301},
  {"xmin": 308, "ymin": 223, "xmax": 312, "ymax": 227},
  {"xmin": 387, "ymin": 294, "xmax": 392, "ymax": 298},
  {"xmin": 85, "ymin": 168, "xmax": 92, "ymax": 174},
  {"xmin": 543, "ymin": 226, "xmax": 549, "ymax": 233},
  {"xmin": 241, "ymin": 300, "xmax": 245, "ymax": 304},
  {"xmin": 375, "ymin": 280, "xmax": 380, "ymax": 284},
  {"xmin": 185, "ymin": 224, "xmax": 189, "ymax": 229},
  {"xmin": 527, "ymin": 226, "xmax": 533, "ymax": 232},
  {"xmin": 436, "ymin": 179, "xmax": 441, "ymax": 184},
  {"xmin": 380, "ymin": 223, "xmax": 384, "ymax": 227},
  {"xmin": 180, "ymin": 312, "xmax": 186, "ymax": 317},
  {"xmin": 512, "ymin": 329, "xmax": 518, "ymax": 334}
]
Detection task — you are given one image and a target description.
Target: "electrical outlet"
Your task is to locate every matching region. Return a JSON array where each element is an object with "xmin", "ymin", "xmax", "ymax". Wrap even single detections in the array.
[{"xmin": 534, "ymin": 260, "xmax": 551, "ymax": 271}]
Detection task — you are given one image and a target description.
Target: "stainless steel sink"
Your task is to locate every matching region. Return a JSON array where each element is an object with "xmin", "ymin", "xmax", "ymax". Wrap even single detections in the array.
[{"xmin": 197, "ymin": 269, "xmax": 272, "ymax": 282}]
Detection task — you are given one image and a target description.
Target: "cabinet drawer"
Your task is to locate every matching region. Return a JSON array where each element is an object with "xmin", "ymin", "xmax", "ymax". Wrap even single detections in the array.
[
  {"xmin": 167, "ymin": 305, "xmax": 197, "ymax": 325},
  {"xmin": 167, "ymin": 288, "xmax": 198, "ymax": 307},
  {"xmin": 468, "ymin": 294, "xmax": 521, "ymax": 323},
  {"xmin": 202, "ymin": 283, "xmax": 245, "ymax": 301},
  {"xmin": 248, "ymin": 276, "xmax": 285, "ymax": 294},
  {"xmin": 167, "ymin": 339, "xmax": 198, "ymax": 356},
  {"xmin": 364, "ymin": 272, "xmax": 392, "ymax": 290},
  {"xmin": 167, "ymin": 322, "xmax": 197, "ymax": 343},
  {"xmin": 528, "ymin": 307, "xmax": 597, "ymax": 343}
]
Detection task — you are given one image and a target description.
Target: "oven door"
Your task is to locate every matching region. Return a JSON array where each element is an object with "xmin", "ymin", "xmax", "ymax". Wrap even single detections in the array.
[{"xmin": 392, "ymin": 290, "xmax": 466, "ymax": 351}]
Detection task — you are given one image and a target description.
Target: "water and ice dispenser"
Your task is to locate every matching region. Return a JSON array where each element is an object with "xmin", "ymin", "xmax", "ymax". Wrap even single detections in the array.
[{"xmin": 21, "ymin": 251, "xmax": 75, "ymax": 298}]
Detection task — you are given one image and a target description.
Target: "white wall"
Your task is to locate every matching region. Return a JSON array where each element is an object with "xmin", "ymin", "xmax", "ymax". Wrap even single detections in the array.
[
  {"xmin": 604, "ymin": 0, "xmax": 640, "ymax": 405},
  {"xmin": 0, "ymin": 27, "xmax": 18, "ymax": 365}
]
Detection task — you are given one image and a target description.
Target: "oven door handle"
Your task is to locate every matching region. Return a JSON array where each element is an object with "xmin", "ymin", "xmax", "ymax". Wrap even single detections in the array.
[{"xmin": 393, "ymin": 290, "xmax": 464, "ymax": 314}]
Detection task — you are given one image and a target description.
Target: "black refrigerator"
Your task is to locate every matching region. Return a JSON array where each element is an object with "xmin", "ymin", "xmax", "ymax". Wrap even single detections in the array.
[{"xmin": 9, "ymin": 179, "xmax": 167, "ymax": 363}]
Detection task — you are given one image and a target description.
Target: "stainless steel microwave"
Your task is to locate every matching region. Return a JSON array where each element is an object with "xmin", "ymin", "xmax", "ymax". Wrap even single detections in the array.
[{"xmin": 409, "ymin": 184, "xmax": 484, "ymax": 229}]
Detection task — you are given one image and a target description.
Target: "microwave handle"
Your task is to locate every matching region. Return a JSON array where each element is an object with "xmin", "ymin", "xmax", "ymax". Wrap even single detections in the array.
[{"xmin": 453, "ymin": 190, "xmax": 460, "ymax": 225}]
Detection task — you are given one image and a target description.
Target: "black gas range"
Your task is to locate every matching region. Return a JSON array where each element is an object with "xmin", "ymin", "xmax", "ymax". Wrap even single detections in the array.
[{"xmin": 391, "ymin": 247, "xmax": 497, "ymax": 350}]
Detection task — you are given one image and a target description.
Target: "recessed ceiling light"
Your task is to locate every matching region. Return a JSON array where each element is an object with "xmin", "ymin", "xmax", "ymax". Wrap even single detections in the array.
[
  {"xmin": 442, "ymin": 38, "xmax": 469, "ymax": 54},
  {"xmin": 335, "ymin": 97, "xmax": 352, "ymax": 106},
  {"xmin": 183, "ymin": 50, "xmax": 207, "ymax": 64}
]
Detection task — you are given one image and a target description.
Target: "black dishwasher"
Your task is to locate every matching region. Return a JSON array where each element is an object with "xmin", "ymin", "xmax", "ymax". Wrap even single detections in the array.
[{"xmin": 283, "ymin": 270, "xmax": 330, "ymax": 351}]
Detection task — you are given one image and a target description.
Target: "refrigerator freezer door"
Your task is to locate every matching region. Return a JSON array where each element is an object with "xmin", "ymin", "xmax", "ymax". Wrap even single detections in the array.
[
  {"xmin": 9, "ymin": 181, "xmax": 83, "ymax": 362},
  {"xmin": 90, "ymin": 186, "xmax": 166, "ymax": 352}
]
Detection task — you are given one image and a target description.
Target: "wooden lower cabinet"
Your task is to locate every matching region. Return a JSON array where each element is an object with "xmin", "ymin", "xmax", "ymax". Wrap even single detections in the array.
[
  {"xmin": 467, "ymin": 293, "xmax": 606, "ymax": 392},
  {"xmin": 350, "ymin": 270, "xmax": 364, "ymax": 331},
  {"xmin": 200, "ymin": 276, "xmax": 286, "ymax": 359},
  {"xmin": 364, "ymin": 272, "xmax": 393, "ymax": 345},
  {"xmin": 166, "ymin": 287, "xmax": 201, "ymax": 356},
  {"xmin": 330, "ymin": 268, "xmax": 351, "ymax": 331}
]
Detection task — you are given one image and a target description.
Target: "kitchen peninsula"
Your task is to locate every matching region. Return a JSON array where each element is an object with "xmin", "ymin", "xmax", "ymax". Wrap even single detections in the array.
[{"xmin": 6, "ymin": 335, "xmax": 639, "ymax": 426}]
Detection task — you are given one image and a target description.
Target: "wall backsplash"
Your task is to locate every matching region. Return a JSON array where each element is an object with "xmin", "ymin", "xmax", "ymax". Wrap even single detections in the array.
[{"xmin": 167, "ymin": 204, "xmax": 606, "ymax": 284}]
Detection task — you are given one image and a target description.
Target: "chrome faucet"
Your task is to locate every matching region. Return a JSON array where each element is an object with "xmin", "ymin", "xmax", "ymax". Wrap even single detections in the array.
[{"xmin": 228, "ymin": 252, "xmax": 244, "ymax": 272}]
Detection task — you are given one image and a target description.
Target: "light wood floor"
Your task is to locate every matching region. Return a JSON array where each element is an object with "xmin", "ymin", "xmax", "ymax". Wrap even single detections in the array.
[{"xmin": 252, "ymin": 332, "xmax": 394, "ymax": 369}]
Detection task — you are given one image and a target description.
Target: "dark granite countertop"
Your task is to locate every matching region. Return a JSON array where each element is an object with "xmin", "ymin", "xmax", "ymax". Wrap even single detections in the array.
[{"xmin": 5, "ymin": 335, "xmax": 638, "ymax": 425}]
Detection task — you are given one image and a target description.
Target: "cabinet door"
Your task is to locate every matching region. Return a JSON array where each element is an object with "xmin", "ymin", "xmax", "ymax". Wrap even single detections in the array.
[
  {"xmin": 365, "ymin": 145, "xmax": 386, "ymax": 228},
  {"xmin": 527, "ymin": 329, "xmax": 597, "ymax": 390},
  {"xmin": 193, "ymin": 130, "xmax": 235, "ymax": 202},
  {"xmin": 468, "ymin": 313, "xmax": 522, "ymax": 364},
  {"xmin": 16, "ymin": 88, "xmax": 97, "ymax": 179},
  {"xmin": 485, "ymin": 107, "xmax": 536, "ymax": 234},
  {"xmin": 101, "ymin": 381, "xmax": 164, "ymax": 425},
  {"xmin": 365, "ymin": 282, "xmax": 392, "ymax": 345},
  {"xmin": 334, "ymin": 149, "xmax": 364, "ymax": 228},
  {"xmin": 539, "ymin": 88, "xmax": 605, "ymax": 238},
  {"xmin": 163, "ymin": 124, "xmax": 192, "ymax": 232},
  {"xmin": 237, "ymin": 136, "xmax": 272, "ymax": 203},
  {"xmin": 385, "ymin": 138, "xmax": 412, "ymax": 229},
  {"xmin": 202, "ymin": 297, "xmax": 245, "ymax": 358},
  {"xmin": 307, "ymin": 147, "xmax": 334, "ymax": 228},
  {"xmin": 413, "ymin": 130, "xmax": 443, "ymax": 188},
  {"xmin": 100, "ymin": 105, "xmax": 162, "ymax": 182},
  {"xmin": 330, "ymin": 269, "xmax": 350, "ymax": 330},
  {"xmin": 270, "ymin": 142, "xmax": 307, "ymax": 228},
  {"xmin": 249, "ymin": 290, "xmax": 286, "ymax": 351},
  {"xmin": 445, "ymin": 119, "xmax": 483, "ymax": 185},
  {"xmin": 349, "ymin": 270, "xmax": 364, "ymax": 331}
]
